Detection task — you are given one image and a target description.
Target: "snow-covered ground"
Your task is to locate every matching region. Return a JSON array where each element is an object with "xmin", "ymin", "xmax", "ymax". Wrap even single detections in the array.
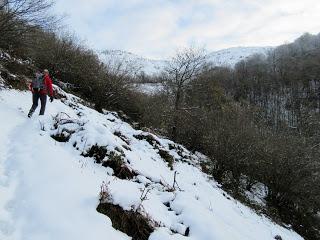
[
  {"xmin": 0, "ymin": 88, "xmax": 303, "ymax": 240},
  {"xmin": 133, "ymin": 83, "xmax": 165, "ymax": 95}
]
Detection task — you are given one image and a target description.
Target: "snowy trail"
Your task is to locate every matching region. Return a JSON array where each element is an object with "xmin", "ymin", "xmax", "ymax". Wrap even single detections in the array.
[
  {"xmin": 0, "ymin": 94, "xmax": 129, "ymax": 240},
  {"xmin": 0, "ymin": 100, "xmax": 27, "ymax": 240}
]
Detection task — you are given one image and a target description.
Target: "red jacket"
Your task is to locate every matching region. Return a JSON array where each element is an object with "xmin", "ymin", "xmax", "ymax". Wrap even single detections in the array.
[{"xmin": 30, "ymin": 74, "xmax": 53, "ymax": 96}]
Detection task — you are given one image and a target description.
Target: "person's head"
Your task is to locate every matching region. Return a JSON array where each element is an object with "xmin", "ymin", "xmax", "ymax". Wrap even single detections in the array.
[
  {"xmin": 35, "ymin": 69, "xmax": 41, "ymax": 78},
  {"xmin": 43, "ymin": 69, "xmax": 49, "ymax": 75}
]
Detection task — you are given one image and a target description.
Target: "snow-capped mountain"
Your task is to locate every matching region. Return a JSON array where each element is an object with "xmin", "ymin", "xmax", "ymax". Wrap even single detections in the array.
[
  {"xmin": 99, "ymin": 50, "xmax": 168, "ymax": 76},
  {"xmin": 207, "ymin": 46, "xmax": 272, "ymax": 67},
  {"xmin": 99, "ymin": 47, "xmax": 273, "ymax": 76}
]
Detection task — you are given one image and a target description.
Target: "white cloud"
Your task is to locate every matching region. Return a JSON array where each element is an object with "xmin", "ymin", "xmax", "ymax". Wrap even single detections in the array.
[{"xmin": 54, "ymin": 0, "xmax": 320, "ymax": 59}]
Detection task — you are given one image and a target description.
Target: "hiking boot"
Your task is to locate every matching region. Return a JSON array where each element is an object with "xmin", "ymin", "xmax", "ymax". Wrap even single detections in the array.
[{"xmin": 28, "ymin": 110, "xmax": 34, "ymax": 118}]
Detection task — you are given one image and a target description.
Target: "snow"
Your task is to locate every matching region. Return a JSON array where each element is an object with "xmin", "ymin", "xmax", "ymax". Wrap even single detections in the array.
[
  {"xmin": 99, "ymin": 50, "xmax": 168, "ymax": 76},
  {"xmin": 0, "ymin": 88, "xmax": 303, "ymax": 240},
  {"xmin": 99, "ymin": 47, "xmax": 272, "ymax": 77},
  {"xmin": 207, "ymin": 46, "xmax": 272, "ymax": 67},
  {"xmin": 244, "ymin": 182, "xmax": 268, "ymax": 206},
  {"xmin": 133, "ymin": 83, "xmax": 165, "ymax": 95},
  {"xmin": 0, "ymin": 91, "xmax": 129, "ymax": 240}
]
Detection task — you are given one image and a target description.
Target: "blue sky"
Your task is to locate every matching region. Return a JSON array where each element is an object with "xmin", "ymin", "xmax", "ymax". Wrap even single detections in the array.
[{"xmin": 54, "ymin": 0, "xmax": 320, "ymax": 59}]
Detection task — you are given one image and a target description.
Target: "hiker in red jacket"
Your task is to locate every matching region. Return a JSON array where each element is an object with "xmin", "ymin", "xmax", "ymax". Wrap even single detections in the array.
[{"xmin": 28, "ymin": 69, "xmax": 54, "ymax": 117}]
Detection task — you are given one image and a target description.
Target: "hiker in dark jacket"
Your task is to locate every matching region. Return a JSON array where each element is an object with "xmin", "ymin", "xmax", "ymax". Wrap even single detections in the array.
[{"xmin": 28, "ymin": 69, "xmax": 54, "ymax": 117}]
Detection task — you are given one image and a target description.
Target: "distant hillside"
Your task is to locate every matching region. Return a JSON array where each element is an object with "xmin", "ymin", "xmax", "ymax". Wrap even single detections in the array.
[
  {"xmin": 207, "ymin": 46, "xmax": 272, "ymax": 67},
  {"xmin": 99, "ymin": 47, "xmax": 273, "ymax": 76},
  {"xmin": 99, "ymin": 50, "xmax": 168, "ymax": 76}
]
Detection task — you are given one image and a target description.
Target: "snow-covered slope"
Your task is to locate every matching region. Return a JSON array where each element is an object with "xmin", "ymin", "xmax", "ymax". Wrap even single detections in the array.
[
  {"xmin": 207, "ymin": 47, "xmax": 272, "ymax": 67},
  {"xmin": 133, "ymin": 83, "xmax": 165, "ymax": 95},
  {"xmin": 99, "ymin": 50, "xmax": 168, "ymax": 76},
  {"xmin": 99, "ymin": 47, "xmax": 272, "ymax": 76},
  {"xmin": 0, "ymin": 88, "xmax": 303, "ymax": 240}
]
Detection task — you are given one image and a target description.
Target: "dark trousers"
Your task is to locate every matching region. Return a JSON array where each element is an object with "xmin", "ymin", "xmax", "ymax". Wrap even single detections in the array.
[{"xmin": 29, "ymin": 92, "xmax": 47, "ymax": 115}]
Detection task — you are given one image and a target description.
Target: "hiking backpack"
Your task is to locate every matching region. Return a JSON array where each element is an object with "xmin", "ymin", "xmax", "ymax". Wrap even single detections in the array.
[{"xmin": 32, "ymin": 74, "xmax": 45, "ymax": 90}]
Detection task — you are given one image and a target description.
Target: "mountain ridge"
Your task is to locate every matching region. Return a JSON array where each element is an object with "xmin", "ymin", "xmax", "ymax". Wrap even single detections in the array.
[{"xmin": 99, "ymin": 46, "xmax": 273, "ymax": 75}]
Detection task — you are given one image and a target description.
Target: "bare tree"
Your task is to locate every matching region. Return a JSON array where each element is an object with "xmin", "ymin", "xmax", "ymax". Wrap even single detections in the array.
[
  {"xmin": 0, "ymin": 0, "xmax": 57, "ymax": 49},
  {"xmin": 164, "ymin": 47, "xmax": 207, "ymax": 140}
]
